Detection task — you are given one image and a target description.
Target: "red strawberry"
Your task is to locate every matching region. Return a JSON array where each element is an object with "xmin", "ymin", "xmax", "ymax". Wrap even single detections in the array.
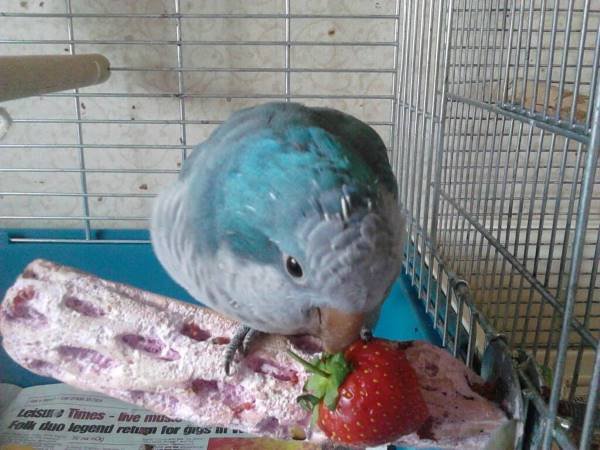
[{"xmin": 289, "ymin": 338, "xmax": 429, "ymax": 447}]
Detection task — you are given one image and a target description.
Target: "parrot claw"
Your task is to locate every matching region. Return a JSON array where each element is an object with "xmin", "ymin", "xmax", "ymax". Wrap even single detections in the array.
[
  {"xmin": 360, "ymin": 326, "xmax": 373, "ymax": 342},
  {"xmin": 242, "ymin": 328, "xmax": 262, "ymax": 355},
  {"xmin": 224, "ymin": 326, "xmax": 263, "ymax": 375}
]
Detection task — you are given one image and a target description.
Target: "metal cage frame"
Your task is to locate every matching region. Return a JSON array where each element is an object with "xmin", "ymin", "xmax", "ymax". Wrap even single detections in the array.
[{"xmin": 394, "ymin": 1, "xmax": 600, "ymax": 448}]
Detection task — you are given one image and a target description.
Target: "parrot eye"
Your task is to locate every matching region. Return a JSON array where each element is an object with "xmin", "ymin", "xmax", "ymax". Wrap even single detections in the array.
[{"xmin": 285, "ymin": 256, "xmax": 303, "ymax": 278}]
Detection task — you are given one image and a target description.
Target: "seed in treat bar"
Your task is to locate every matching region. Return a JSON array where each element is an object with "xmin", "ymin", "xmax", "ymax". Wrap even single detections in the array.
[
  {"xmin": 63, "ymin": 296, "xmax": 106, "ymax": 317},
  {"xmin": 190, "ymin": 378, "xmax": 219, "ymax": 398},
  {"xmin": 120, "ymin": 334, "xmax": 180, "ymax": 361},
  {"xmin": 57, "ymin": 345, "xmax": 118, "ymax": 371},
  {"xmin": 181, "ymin": 322, "xmax": 211, "ymax": 342},
  {"xmin": 244, "ymin": 355, "xmax": 299, "ymax": 384},
  {"xmin": 5, "ymin": 287, "xmax": 46, "ymax": 324}
]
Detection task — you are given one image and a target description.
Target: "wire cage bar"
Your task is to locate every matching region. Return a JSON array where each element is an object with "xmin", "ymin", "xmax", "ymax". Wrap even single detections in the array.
[
  {"xmin": 0, "ymin": 0, "xmax": 599, "ymax": 448},
  {"xmin": 394, "ymin": 1, "xmax": 600, "ymax": 448}
]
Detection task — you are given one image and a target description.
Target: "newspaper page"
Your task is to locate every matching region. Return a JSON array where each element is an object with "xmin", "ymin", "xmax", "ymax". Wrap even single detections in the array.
[{"xmin": 0, "ymin": 383, "xmax": 325, "ymax": 450}]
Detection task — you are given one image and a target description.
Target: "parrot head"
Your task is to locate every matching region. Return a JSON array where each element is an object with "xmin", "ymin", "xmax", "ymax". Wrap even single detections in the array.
[{"xmin": 151, "ymin": 103, "xmax": 405, "ymax": 353}]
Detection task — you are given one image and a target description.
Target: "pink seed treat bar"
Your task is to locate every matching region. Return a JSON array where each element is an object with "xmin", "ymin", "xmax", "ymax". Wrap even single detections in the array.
[{"xmin": 0, "ymin": 259, "xmax": 511, "ymax": 449}]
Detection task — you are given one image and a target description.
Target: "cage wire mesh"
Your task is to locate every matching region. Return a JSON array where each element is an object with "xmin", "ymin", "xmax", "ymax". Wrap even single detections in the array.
[{"xmin": 0, "ymin": 0, "xmax": 599, "ymax": 448}]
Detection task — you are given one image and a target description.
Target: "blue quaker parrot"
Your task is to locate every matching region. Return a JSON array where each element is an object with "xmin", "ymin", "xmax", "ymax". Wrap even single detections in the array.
[{"xmin": 150, "ymin": 102, "xmax": 405, "ymax": 374}]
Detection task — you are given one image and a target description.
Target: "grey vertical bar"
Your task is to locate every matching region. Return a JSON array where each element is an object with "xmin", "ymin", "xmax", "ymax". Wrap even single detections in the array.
[
  {"xmin": 541, "ymin": 0, "xmax": 579, "ymax": 367},
  {"xmin": 409, "ymin": 0, "xmax": 428, "ymax": 286},
  {"xmin": 568, "ymin": 0, "xmax": 591, "ymax": 126},
  {"xmin": 284, "ymin": 0, "xmax": 291, "ymax": 101},
  {"xmin": 542, "ymin": 32, "xmax": 600, "ymax": 449},
  {"xmin": 442, "ymin": 0, "xmax": 466, "ymax": 266},
  {"xmin": 406, "ymin": 1, "xmax": 420, "ymax": 273},
  {"xmin": 440, "ymin": 0, "xmax": 465, "ymax": 263},
  {"xmin": 65, "ymin": 0, "xmax": 91, "ymax": 239},
  {"xmin": 396, "ymin": 0, "xmax": 411, "ymax": 277},
  {"xmin": 541, "ymin": 1, "xmax": 561, "ymax": 116},
  {"xmin": 456, "ymin": 0, "xmax": 486, "ymax": 282},
  {"xmin": 429, "ymin": 0, "xmax": 455, "ymax": 247},
  {"xmin": 466, "ymin": 303, "xmax": 476, "ymax": 368},
  {"xmin": 553, "ymin": 0, "xmax": 575, "ymax": 120},
  {"xmin": 510, "ymin": 0, "xmax": 538, "ymax": 346},
  {"xmin": 518, "ymin": 0, "xmax": 550, "ymax": 348},
  {"xmin": 530, "ymin": 130, "xmax": 557, "ymax": 357},
  {"xmin": 528, "ymin": 0, "xmax": 547, "ymax": 115},
  {"xmin": 174, "ymin": 0, "xmax": 188, "ymax": 161},
  {"xmin": 389, "ymin": 0, "xmax": 402, "ymax": 170},
  {"xmin": 417, "ymin": 0, "xmax": 437, "ymax": 305},
  {"xmin": 499, "ymin": 122, "xmax": 523, "ymax": 335},
  {"xmin": 475, "ymin": 0, "xmax": 505, "ymax": 328},
  {"xmin": 462, "ymin": 0, "xmax": 488, "ymax": 280},
  {"xmin": 580, "ymin": 344, "xmax": 600, "ymax": 449},
  {"xmin": 543, "ymin": 138, "xmax": 584, "ymax": 368},
  {"xmin": 451, "ymin": 0, "xmax": 474, "ymax": 275},
  {"xmin": 473, "ymin": 1, "xmax": 500, "ymax": 312},
  {"xmin": 585, "ymin": 27, "xmax": 600, "ymax": 129},
  {"xmin": 442, "ymin": 278, "xmax": 452, "ymax": 348},
  {"xmin": 498, "ymin": 0, "xmax": 526, "ymax": 335},
  {"xmin": 490, "ymin": 0, "xmax": 517, "ymax": 328},
  {"xmin": 424, "ymin": 0, "xmax": 446, "ymax": 312},
  {"xmin": 569, "ymin": 225, "xmax": 600, "ymax": 402},
  {"xmin": 434, "ymin": 259, "xmax": 445, "ymax": 330},
  {"xmin": 397, "ymin": 0, "xmax": 410, "ymax": 211},
  {"xmin": 500, "ymin": 0, "xmax": 517, "ymax": 103},
  {"xmin": 453, "ymin": 279, "xmax": 464, "ymax": 358},
  {"xmin": 519, "ymin": 129, "xmax": 547, "ymax": 349},
  {"xmin": 492, "ymin": 120, "xmax": 517, "ymax": 328}
]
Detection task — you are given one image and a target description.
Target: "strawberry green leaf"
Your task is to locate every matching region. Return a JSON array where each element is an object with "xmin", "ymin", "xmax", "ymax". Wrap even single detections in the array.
[
  {"xmin": 306, "ymin": 373, "xmax": 328, "ymax": 398},
  {"xmin": 311, "ymin": 405, "xmax": 319, "ymax": 426},
  {"xmin": 297, "ymin": 394, "xmax": 320, "ymax": 412},
  {"xmin": 287, "ymin": 350, "xmax": 330, "ymax": 378},
  {"xmin": 323, "ymin": 383, "xmax": 341, "ymax": 410},
  {"xmin": 327, "ymin": 353, "xmax": 352, "ymax": 387},
  {"xmin": 288, "ymin": 349, "xmax": 354, "ymax": 413}
]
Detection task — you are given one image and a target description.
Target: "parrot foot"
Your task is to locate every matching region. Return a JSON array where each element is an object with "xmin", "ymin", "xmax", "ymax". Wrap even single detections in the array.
[
  {"xmin": 242, "ymin": 328, "xmax": 262, "ymax": 355},
  {"xmin": 360, "ymin": 326, "xmax": 373, "ymax": 342},
  {"xmin": 224, "ymin": 326, "xmax": 263, "ymax": 375}
]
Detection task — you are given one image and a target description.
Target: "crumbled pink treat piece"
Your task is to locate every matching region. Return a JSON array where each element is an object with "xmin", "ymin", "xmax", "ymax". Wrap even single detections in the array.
[
  {"xmin": 0, "ymin": 259, "xmax": 510, "ymax": 448},
  {"xmin": 391, "ymin": 341, "xmax": 511, "ymax": 449}
]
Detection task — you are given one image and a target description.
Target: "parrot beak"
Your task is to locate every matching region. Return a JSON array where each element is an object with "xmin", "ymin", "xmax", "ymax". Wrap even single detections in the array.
[{"xmin": 318, "ymin": 307, "xmax": 366, "ymax": 354}]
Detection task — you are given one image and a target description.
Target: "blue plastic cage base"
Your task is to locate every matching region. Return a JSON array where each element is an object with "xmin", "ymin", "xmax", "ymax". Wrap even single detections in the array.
[{"xmin": 403, "ymin": 242, "xmax": 478, "ymax": 370}]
